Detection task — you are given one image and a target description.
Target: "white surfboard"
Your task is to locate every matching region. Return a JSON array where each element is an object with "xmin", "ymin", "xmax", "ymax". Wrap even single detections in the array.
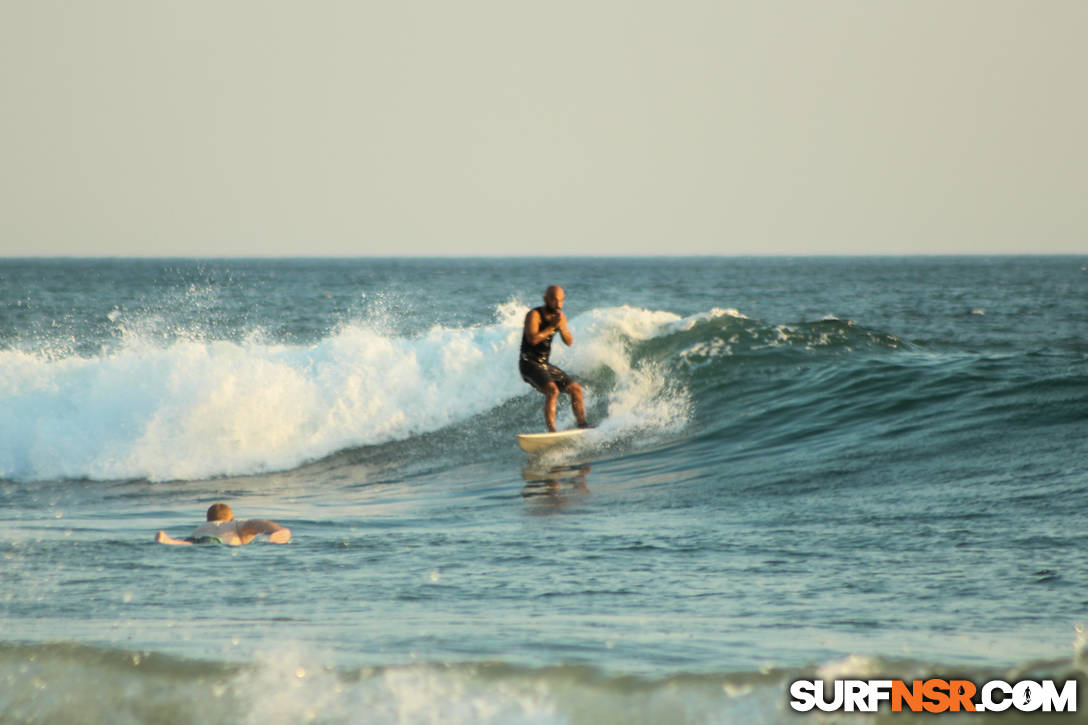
[{"xmin": 516, "ymin": 428, "xmax": 589, "ymax": 453}]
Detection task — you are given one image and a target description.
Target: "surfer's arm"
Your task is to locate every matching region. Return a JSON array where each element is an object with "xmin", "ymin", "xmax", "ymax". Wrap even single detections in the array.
[
  {"xmin": 524, "ymin": 309, "xmax": 560, "ymax": 346},
  {"xmin": 555, "ymin": 312, "xmax": 573, "ymax": 346},
  {"xmin": 238, "ymin": 519, "xmax": 291, "ymax": 544}
]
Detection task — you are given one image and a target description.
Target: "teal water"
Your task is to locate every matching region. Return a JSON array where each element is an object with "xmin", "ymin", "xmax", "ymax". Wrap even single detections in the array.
[{"xmin": 2, "ymin": 257, "xmax": 1087, "ymax": 723}]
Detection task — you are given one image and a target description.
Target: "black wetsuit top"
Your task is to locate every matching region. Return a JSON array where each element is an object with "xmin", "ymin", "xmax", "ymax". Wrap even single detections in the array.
[
  {"xmin": 520, "ymin": 306, "xmax": 556, "ymax": 364},
  {"xmin": 519, "ymin": 307, "xmax": 573, "ymax": 392}
]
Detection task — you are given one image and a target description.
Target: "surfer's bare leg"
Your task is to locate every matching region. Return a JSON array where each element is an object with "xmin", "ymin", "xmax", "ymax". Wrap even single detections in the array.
[
  {"xmin": 543, "ymin": 381, "xmax": 588, "ymax": 431},
  {"xmin": 567, "ymin": 382, "xmax": 589, "ymax": 428},
  {"xmin": 543, "ymin": 382, "xmax": 560, "ymax": 432}
]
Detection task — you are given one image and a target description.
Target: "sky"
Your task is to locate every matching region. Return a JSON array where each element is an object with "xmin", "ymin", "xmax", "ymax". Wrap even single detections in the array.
[{"xmin": 1, "ymin": 1, "xmax": 1085, "ymax": 257}]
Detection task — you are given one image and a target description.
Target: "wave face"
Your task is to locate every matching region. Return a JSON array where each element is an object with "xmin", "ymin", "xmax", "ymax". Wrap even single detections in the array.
[{"xmin": 0, "ymin": 302, "xmax": 948, "ymax": 482}]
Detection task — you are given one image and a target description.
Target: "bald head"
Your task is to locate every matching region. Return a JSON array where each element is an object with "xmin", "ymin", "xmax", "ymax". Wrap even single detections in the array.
[{"xmin": 543, "ymin": 285, "xmax": 565, "ymax": 313}]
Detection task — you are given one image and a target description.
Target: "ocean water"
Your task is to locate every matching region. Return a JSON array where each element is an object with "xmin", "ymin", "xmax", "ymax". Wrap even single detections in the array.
[{"xmin": 1, "ymin": 256, "xmax": 1086, "ymax": 724}]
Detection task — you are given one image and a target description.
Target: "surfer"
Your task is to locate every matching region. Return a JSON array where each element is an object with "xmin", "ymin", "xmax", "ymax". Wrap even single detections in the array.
[
  {"xmin": 154, "ymin": 503, "xmax": 291, "ymax": 546},
  {"xmin": 520, "ymin": 285, "xmax": 590, "ymax": 432}
]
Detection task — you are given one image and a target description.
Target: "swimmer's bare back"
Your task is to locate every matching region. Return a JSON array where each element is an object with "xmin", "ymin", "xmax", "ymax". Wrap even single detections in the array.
[{"xmin": 155, "ymin": 520, "xmax": 291, "ymax": 546}]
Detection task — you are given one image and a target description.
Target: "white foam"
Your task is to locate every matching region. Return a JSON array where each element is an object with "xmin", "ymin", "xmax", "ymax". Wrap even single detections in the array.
[
  {"xmin": 205, "ymin": 644, "xmax": 773, "ymax": 725},
  {"xmin": 540, "ymin": 305, "xmax": 698, "ymax": 455},
  {"xmin": 0, "ymin": 304, "xmax": 715, "ymax": 482}
]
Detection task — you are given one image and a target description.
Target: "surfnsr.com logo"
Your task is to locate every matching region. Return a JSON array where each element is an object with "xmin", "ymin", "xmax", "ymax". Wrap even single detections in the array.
[{"xmin": 789, "ymin": 679, "xmax": 1077, "ymax": 713}]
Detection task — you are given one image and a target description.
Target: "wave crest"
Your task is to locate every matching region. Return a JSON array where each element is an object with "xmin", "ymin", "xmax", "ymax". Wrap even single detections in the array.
[{"xmin": 0, "ymin": 304, "xmax": 913, "ymax": 483}]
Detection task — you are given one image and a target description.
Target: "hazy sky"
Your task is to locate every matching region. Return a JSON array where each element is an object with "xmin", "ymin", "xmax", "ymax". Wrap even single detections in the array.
[{"xmin": 1, "ymin": 1, "xmax": 1085, "ymax": 256}]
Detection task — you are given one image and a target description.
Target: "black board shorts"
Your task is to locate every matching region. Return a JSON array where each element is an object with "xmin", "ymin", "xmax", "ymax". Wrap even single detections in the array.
[{"xmin": 519, "ymin": 357, "xmax": 574, "ymax": 393}]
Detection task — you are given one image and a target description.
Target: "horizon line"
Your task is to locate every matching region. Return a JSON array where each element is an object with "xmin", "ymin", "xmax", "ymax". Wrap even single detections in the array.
[{"xmin": 2, "ymin": 252, "xmax": 1085, "ymax": 261}]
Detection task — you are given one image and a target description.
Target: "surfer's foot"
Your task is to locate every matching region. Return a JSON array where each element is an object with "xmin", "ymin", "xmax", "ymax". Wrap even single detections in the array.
[{"xmin": 577, "ymin": 421, "xmax": 593, "ymax": 429}]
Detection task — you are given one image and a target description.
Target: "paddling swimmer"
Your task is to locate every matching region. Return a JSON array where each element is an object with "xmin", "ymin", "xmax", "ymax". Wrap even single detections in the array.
[
  {"xmin": 154, "ymin": 503, "xmax": 291, "ymax": 546},
  {"xmin": 520, "ymin": 285, "xmax": 590, "ymax": 432}
]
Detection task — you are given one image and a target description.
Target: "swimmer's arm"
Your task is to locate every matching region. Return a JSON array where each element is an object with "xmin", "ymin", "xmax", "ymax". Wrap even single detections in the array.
[
  {"xmin": 155, "ymin": 531, "xmax": 194, "ymax": 546},
  {"xmin": 238, "ymin": 520, "xmax": 291, "ymax": 544}
]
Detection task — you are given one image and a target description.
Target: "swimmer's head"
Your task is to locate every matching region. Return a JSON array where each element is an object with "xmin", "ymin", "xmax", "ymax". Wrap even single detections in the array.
[{"xmin": 206, "ymin": 503, "xmax": 234, "ymax": 522}]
